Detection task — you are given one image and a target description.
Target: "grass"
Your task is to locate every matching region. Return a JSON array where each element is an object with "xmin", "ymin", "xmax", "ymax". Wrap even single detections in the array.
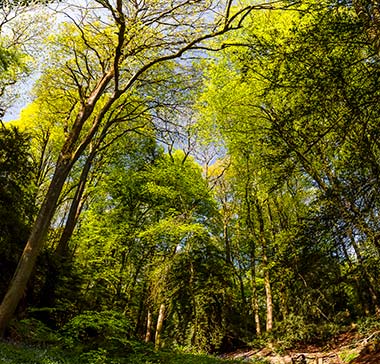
[
  {"xmin": 0, "ymin": 342, "xmax": 66, "ymax": 364},
  {"xmin": 0, "ymin": 315, "xmax": 271, "ymax": 364},
  {"xmin": 0, "ymin": 342, "xmax": 269, "ymax": 364}
]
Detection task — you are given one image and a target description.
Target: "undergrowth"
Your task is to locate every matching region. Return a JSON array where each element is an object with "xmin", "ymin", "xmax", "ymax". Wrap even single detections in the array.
[
  {"xmin": 0, "ymin": 341, "xmax": 270, "ymax": 364},
  {"xmin": 0, "ymin": 311, "xmax": 269, "ymax": 364},
  {"xmin": 9, "ymin": 310, "xmax": 377, "ymax": 363}
]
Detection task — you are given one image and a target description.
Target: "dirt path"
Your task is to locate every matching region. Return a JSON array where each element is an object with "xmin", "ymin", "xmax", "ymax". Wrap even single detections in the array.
[
  {"xmin": 225, "ymin": 348, "xmax": 343, "ymax": 363},
  {"xmin": 223, "ymin": 330, "xmax": 380, "ymax": 363}
]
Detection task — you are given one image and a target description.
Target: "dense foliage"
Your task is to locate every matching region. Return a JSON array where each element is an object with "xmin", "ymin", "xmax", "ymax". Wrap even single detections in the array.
[
  {"xmin": 1, "ymin": 0, "xmax": 380, "ymax": 362},
  {"xmin": 0, "ymin": 125, "xmax": 36, "ymax": 295}
]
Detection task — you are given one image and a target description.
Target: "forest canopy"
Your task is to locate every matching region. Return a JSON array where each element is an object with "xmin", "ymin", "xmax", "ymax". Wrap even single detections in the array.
[{"xmin": 1, "ymin": 0, "xmax": 380, "ymax": 363}]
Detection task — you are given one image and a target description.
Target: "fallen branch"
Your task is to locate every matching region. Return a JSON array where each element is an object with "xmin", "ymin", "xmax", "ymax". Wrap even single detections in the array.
[{"xmin": 359, "ymin": 331, "xmax": 380, "ymax": 346}]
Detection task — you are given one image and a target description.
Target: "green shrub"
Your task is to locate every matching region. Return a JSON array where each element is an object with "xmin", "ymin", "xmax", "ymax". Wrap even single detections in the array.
[
  {"xmin": 61, "ymin": 310, "xmax": 134, "ymax": 354},
  {"xmin": 78, "ymin": 348, "xmax": 109, "ymax": 364},
  {"xmin": 271, "ymin": 314, "xmax": 341, "ymax": 350},
  {"xmin": 9, "ymin": 318, "xmax": 61, "ymax": 346},
  {"xmin": 357, "ymin": 316, "xmax": 380, "ymax": 335},
  {"xmin": 0, "ymin": 342, "xmax": 68, "ymax": 364},
  {"xmin": 0, "ymin": 340, "xmax": 268, "ymax": 364}
]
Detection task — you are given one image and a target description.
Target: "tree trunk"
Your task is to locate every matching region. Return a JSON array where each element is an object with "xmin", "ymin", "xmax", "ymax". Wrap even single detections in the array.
[
  {"xmin": 250, "ymin": 259, "xmax": 261, "ymax": 336},
  {"xmin": 278, "ymin": 284, "xmax": 288, "ymax": 321},
  {"xmin": 0, "ymin": 77, "xmax": 114, "ymax": 337},
  {"xmin": 145, "ymin": 310, "xmax": 153, "ymax": 343},
  {"xmin": 243, "ymin": 154, "xmax": 261, "ymax": 336},
  {"xmin": 263, "ymin": 261, "xmax": 273, "ymax": 332},
  {"xmin": 0, "ymin": 159, "xmax": 71, "ymax": 336},
  {"xmin": 223, "ymin": 220, "xmax": 232, "ymax": 264},
  {"xmin": 255, "ymin": 201, "xmax": 273, "ymax": 332},
  {"xmin": 38, "ymin": 157, "xmax": 91, "ymax": 308},
  {"xmin": 54, "ymin": 151, "xmax": 94, "ymax": 258},
  {"xmin": 189, "ymin": 262, "xmax": 198, "ymax": 346},
  {"xmin": 155, "ymin": 303, "xmax": 166, "ymax": 350}
]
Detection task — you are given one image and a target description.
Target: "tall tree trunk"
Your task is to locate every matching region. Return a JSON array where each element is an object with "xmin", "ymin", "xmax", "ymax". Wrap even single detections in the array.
[
  {"xmin": 0, "ymin": 0, "xmax": 251, "ymax": 336},
  {"xmin": 263, "ymin": 257, "xmax": 273, "ymax": 332},
  {"xmin": 250, "ymin": 255, "xmax": 261, "ymax": 336},
  {"xmin": 255, "ymin": 201, "xmax": 273, "ymax": 332},
  {"xmin": 189, "ymin": 261, "xmax": 199, "ymax": 346},
  {"xmin": 145, "ymin": 310, "xmax": 153, "ymax": 343},
  {"xmin": 278, "ymin": 284, "xmax": 288, "ymax": 321},
  {"xmin": 55, "ymin": 151, "xmax": 94, "ymax": 258},
  {"xmin": 38, "ymin": 156, "xmax": 91, "ymax": 308},
  {"xmin": 155, "ymin": 303, "xmax": 166, "ymax": 350},
  {"xmin": 0, "ymin": 69, "xmax": 115, "ymax": 336},
  {"xmin": 236, "ymin": 267, "xmax": 246, "ymax": 306},
  {"xmin": 0, "ymin": 159, "xmax": 71, "ymax": 336},
  {"xmin": 244, "ymin": 156, "xmax": 262, "ymax": 336},
  {"xmin": 223, "ymin": 220, "xmax": 232, "ymax": 264}
]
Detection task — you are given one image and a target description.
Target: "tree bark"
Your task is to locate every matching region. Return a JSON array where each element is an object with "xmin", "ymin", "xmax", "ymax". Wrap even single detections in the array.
[
  {"xmin": 155, "ymin": 303, "xmax": 166, "ymax": 350},
  {"xmin": 223, "ymin": 222, "xmax": 232, "ymax": 264},
  {"xmin": 54, "ymin": 151, "xmax": 94, "ymax": 258},
  {"xmin": 0, "ymin": 158, "xmax": 71, "ymax": 336},
  {"xmin": 145, "ymin": 310, "xmax": 153, "ymax": 343},
  {"xmin": 255, "ymin": 201, "xmax": 273, "ymax": 332},
  {"xmin": 250, "ymin": 257, "xmax": 261, "ymax": 336},
  {"xmin": 189, "ymin": 261, "xmax": 198, "ymax": 346},
  {"xmin": 263, "ymin": 259, "xmax": 273, "ymax": 332},
  {"xmin": 0, "ymin": 68, "xmax": 115, "ymax": 336},
  {"xmin": 244, "ymin": 155, "xmax": 262, "ymax": 336}
]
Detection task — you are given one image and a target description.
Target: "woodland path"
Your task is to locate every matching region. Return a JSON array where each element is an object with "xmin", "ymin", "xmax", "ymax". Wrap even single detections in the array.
[
  {"xmin": 225, "ymin": 348, "xmax": 342, "ymax": 363},
  {"xmin": 223, "ymin": 330, "xmax": 380, "ymax": 364}
]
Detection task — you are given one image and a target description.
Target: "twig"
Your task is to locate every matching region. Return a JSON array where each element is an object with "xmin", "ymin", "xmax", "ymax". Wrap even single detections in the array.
[{"xmin": 359, "ymin": 330, "xmax": 380, "ymax": 346}]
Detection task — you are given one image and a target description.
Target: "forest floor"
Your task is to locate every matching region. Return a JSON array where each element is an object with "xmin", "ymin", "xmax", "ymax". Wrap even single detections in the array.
[
  {"xmin": 2, "ymin": 325, "xmax": 380, "ymax": 364},
  {"xmin": 223, "ymin": 329, "xmax": 380, "ymax": 363}
]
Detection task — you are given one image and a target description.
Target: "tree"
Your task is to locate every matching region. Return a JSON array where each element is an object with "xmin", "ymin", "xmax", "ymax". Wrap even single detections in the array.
[
  {"xmin": 0, "ymin": 0, "xmax": 258, "ymax": 335},
  {"xmin": 0, "ymin": 124, "xmax": 36, "ymax": 296},
  {"xmin": 249, "ymin": 1, "xmax": 380, "ymax": 315},
  {"xmin": 196, "ymin": 0, "xmax": 380, "ymax": 337},
  {"xmin": 64, "ymin": 145, "xmax": 222, "ymax": 350},
  {"xmin": 0, "ymin": 4, "xmax": 31, "ymax": 117}
]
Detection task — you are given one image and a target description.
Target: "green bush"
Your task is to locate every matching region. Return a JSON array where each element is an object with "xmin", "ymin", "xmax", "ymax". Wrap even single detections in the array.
[
  {"xmin": 61, "ymin": 310, "xmax": 134, "ymax": 354},
  {"xmin": 9, "ymin": 318, "xmax": 61, "ymax": 346},
  {"xmin": 127, "ymin": 350, "xmax": 268, "ymax": 364},
  {"xmin": 0, "ymin": 340, "xmax": 269, "ymax": 364},
  {"xmin": 0, "ymin": 342, "xmax": 67, "ymax": 364},
  {"xmin": 271, "ymin": 314, "xmax": 341, "ymax": 350},
  {"xmin": 357, "ymin": 316, "xmax": 380, "ymax": 335},
  {"xmin": 78, "ymin": 348, "xmax": 109, "ymax": 364}
]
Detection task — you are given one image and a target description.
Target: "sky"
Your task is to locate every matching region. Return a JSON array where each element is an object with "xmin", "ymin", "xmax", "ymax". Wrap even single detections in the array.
[
  {"xmin": 3, "ymin": 80, "xmax": 34, "ymax": 122},
  {"xmin": 1, "ymin": 0, "xmax": 80, "ymax": 122}
]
